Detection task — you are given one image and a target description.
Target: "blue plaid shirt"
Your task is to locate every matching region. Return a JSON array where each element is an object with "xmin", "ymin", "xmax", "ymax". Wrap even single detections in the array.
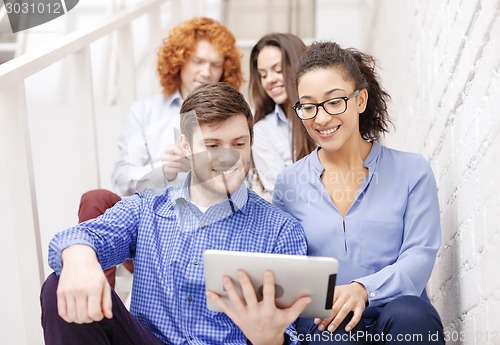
[{"xmin": 48, "ymin": 176, "xmax": 307, "ymax": 344}]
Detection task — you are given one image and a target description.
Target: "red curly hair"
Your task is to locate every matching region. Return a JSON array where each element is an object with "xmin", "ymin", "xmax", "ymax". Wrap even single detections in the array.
[{"xmin": 157, "ymin": 17, "xmax": 243, "ymax": 95}]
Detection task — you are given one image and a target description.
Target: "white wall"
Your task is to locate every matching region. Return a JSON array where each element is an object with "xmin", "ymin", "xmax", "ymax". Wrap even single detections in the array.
[
  {"xmin": 315, "ymin": 0, "xmax": 372, "ymax": 50},
  {"xmin": 0, "ymin": 143, "xmax": 30, "ymax": 345},
  {"xmin": 368, "ymin": 0, "xmax": 500, "ymax": 343}
]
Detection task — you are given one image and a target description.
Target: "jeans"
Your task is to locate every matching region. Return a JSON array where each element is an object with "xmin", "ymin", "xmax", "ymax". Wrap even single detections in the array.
[
  {"xmin": 40, "ymin": 272, "xmax": 165, "ymax": 345},
  {"xmin": 295, "ymin": 296, "xmax": 445, "ymax": 345}
]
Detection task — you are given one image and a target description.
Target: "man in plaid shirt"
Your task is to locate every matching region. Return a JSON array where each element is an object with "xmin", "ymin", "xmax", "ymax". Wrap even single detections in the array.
[{"xmin": 41, "ymin": 83, "xmax": 310, "ymax": 345}]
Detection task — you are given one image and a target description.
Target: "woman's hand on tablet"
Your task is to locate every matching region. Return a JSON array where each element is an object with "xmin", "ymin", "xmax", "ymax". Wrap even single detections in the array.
[
  {"xmin": 207, "ymin": 269, "xmax": 311, "ymax": 345},
  {"xmin": 314, "ymin": 282, "xmax": 367, "ymax": 333}
]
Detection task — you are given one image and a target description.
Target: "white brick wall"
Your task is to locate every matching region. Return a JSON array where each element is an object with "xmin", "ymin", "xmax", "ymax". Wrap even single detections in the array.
[{"xmin": 368, "ymin": 1, "xmax": 500, "ymax": 344}]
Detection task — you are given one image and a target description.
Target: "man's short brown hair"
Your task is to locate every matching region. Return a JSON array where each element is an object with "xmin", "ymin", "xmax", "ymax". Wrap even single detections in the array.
[{"xmin": 180, "ymin": 83, "xmax": 253, "ymax": 144}]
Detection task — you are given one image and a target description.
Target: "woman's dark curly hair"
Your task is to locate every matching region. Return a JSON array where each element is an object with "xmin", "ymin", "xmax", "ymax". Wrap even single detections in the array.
[
  {"xmin": 157, "ymin": 17, "xmax": 243, "ymax": 95},
  {"xmin": 295, "ymin": 41, "xmax": 392, "ymax": 141}
]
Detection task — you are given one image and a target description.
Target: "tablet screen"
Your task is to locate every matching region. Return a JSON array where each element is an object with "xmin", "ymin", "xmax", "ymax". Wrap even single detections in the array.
[{"xmin": 203, "ymin": 250, "xmax": 338, "ymax": 318}]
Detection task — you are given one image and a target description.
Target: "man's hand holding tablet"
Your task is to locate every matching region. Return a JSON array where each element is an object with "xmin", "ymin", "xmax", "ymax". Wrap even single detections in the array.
[{"xmin": 206, "ymin": 269, "xmax": 310, "ymax": 345}]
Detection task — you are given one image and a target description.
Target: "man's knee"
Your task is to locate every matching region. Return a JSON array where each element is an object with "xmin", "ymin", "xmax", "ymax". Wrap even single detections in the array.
[
  {"xmin": 81, "ymin": 189, "xmax": 119, "ymax": 202},
  {"xmin": 40, "ymin": 273, "xmax": 59, "ymax": 318},
  {"xmin": 381, "ymin": 296, "xmax": 438, "ymax": 324},
  {"xmin": 376, "ymin": 295, "xmax": 444, "ymax": 338},
  {"xmin": 78, "ymin": 189, "xmax": 121, "ymax": 222}
]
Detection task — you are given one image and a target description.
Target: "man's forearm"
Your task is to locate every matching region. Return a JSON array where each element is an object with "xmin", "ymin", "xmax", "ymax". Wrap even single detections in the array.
[{"xmin": 61, "ymin": 244, "xmax": 99, "ymax": 267}]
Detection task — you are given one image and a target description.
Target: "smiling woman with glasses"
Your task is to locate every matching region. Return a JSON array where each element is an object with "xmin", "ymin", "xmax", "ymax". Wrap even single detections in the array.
[{"xmin": 273, "ymin": 41, "xmax": 445, "ymax": 345}]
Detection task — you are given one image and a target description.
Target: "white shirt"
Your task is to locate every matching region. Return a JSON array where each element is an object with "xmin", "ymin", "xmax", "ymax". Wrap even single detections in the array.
[
  {"xmin": 252, "ymin": 105, "xmax": 293, "ymax": 192},
  {"xmin": 112, "ymin": 92, "xmax": 183, "ymax": 196}
]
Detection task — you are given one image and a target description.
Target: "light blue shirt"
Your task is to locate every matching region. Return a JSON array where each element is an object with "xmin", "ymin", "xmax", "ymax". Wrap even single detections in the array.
[
  {"xmin": 252, "ymin": 105, "xmax": 293, "ymax": 192},
  {"xmin": 273, "ymin": 142, "xmax": 441, "ymax": 312},
  {"xmin": 49, "ymin": 175, "xmax": 307, "ymax": 344}
]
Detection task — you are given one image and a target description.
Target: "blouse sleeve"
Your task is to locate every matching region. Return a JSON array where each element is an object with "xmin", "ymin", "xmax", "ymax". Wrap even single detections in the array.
[{"xmin": 355, "ymin": 158, "xmax": 441, "ymax": 306}]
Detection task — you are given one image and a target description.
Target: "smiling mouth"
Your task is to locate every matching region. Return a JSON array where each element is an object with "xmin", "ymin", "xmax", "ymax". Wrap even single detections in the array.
[
  {"xmin": 318, "ymin": 125, "xmax": 340, "ymax": 136},
  {"xmin": 267, "ymin": 84, "xmax": 283, "ymax": 94},
  {"xmin": 215, "ymin": 168, "xmax": 237, "ymax": 176}
]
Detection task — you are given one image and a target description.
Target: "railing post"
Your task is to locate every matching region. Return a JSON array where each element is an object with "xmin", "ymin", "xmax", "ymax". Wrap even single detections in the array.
[
  {"xmin": 116, "ymin": 23, "xmax": 136, "ymax": 114},
  {"xmin": 148, "ymin": 4, "xmax": 162, "ymax": 50},
  {"xmin": 0, "ymin": 83, "xmax": 44, "ymax": 345},
  {"xmin": 68, "ymin": 47, "xmax": 101, "ymax": 188}
]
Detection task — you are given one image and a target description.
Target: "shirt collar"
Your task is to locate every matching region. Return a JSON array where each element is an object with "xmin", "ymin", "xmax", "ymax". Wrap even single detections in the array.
[
  {"xmin": 274, "ymin": 104, "xmax": 289, "ymax": 125},
  {"xmin": 363, "ymin": 141, "xmax": 381, "ymax": 168},
  {"xmin": 310, "ymin": 141, "xmax": 381, "ymax": 175},
  {"xmin": 164, "ymin": 89, "xmax": 183, "ymax": 107}
]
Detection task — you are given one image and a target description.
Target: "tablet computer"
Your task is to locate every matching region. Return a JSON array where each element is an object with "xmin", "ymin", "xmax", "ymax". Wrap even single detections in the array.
[{"xmin": 203, "ymin": 250, "xmax": 338, "ymax": 318}]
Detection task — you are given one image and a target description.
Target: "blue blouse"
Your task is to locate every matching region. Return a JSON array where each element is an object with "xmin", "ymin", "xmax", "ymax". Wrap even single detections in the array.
[{"xmin": 273, "ymin": 142, "xmax": 441, "ymax": 310}]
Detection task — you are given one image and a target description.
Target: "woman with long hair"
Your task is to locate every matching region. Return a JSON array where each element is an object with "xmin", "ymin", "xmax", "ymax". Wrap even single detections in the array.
[{"xmin": 249, "ymin": 33, "xmax": 316, "ymax": 196}]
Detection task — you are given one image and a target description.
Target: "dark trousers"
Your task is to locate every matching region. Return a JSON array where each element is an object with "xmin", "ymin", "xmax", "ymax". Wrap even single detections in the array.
[
  {"xmin": 78, "ymin": 189, "xmax": 134, "ymax": 288},
  {"xmin": 296, "ymin": 296, "xmax": 445, "ymax": 344},
  {"xmin": 40, "ymin": 272, "xmax": 165, "ymax": 345}
]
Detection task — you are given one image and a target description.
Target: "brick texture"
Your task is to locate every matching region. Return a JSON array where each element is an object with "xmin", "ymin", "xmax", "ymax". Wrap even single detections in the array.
[{"xmin": 368, "ymin": 1, "xmax": 500, "ymax": 344}]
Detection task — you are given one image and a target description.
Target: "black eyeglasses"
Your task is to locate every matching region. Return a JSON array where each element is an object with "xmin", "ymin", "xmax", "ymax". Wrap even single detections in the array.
[{"xmin": 293, "ymin": 90, "xmax": 360, "ymax": 120}]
